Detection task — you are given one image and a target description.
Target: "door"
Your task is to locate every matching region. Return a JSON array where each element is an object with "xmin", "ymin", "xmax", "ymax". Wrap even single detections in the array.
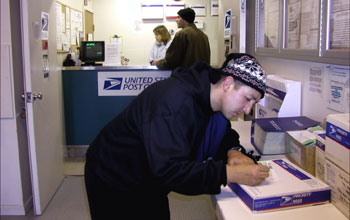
[
  {"xmin": 20, "ymin": 0, "xmax": 64, "ymax": 215},
  {"xmin": 85, "ymin": 10, "xmax": 94, "ymax": 40}
]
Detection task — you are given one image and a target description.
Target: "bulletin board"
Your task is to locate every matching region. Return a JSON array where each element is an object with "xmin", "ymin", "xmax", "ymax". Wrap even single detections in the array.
[{"xmin": 56, "ymin": 1, "xmax": 83, "ymax": 53}]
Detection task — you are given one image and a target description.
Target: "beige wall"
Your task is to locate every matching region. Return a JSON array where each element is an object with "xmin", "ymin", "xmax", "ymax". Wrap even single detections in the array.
[{"xmin": 93, "ymin": 0, "xmax": 219, "ymax": 66}]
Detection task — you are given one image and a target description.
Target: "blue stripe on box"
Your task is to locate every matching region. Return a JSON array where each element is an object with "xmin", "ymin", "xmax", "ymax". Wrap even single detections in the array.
[
  {"xmin": 228, "ymin": 183, "xmax": 254, "ymax": 211},
  {"xmin": 326, "ymin": 122, "xmax": 350, "ymax": 149},
  {"xmin": 253, "ymin": 190, "xmax": 330, "ymax": 211},
  {"xmin": 229, "ymin": 183, "xmax": 330, "ymax": 212},
  {"xmin": 266, "ymin": 86, "xmax": 286, "ymax": 100},
  {"xmin": 316, "ymin": 139, "xmax": 325, "ymax": 151},
  {"xmin": 273, "ymin": 160, "xmax": 311, "ymax": 180}
]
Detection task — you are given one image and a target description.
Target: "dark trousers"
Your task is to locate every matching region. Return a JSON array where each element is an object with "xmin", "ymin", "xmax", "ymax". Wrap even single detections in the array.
[{"xmin": 84, "ymin": 165, "xmax": 170, "ymax": 220}]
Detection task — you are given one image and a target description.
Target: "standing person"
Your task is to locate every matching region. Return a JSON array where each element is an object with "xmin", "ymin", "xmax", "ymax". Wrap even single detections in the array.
[
  {"xmin": 155, "ymin": 7, "xmax": 211, "ymax": 70},
  {"xmin": 149, "ymin": 25, "xmax": 172, "ymax": 65},
  {"xmin": 84, "ymin": 54, "xmax": 269, "ymax": 220}
]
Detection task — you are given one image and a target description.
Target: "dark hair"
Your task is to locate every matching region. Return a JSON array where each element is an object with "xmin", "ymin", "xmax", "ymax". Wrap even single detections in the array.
[{"xmin": 177, "ymin": 8, "xmax": 195, "ymax": 23}]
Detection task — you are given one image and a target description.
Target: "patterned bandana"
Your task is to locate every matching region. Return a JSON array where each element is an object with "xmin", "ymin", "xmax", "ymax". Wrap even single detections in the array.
[{"xmin": 221, "ymin": 55, "xmax": 266, "ymax": 98}]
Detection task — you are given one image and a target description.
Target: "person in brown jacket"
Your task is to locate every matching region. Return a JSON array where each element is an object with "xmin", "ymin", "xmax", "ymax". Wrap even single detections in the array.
[{"xmin": 154, "ymin": 8, "xmax": 211, "ymax": 70}]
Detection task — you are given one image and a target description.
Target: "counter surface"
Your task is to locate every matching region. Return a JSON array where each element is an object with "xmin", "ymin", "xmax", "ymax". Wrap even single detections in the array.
[{"xmin": 62, "ymin": 65, "xmax": 158, "ymax": 71}]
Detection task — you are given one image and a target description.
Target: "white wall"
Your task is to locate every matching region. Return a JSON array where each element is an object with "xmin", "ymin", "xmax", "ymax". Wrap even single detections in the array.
[
  {"xmin": 93, "ymin": 0, "xmax": 219, "ymax": 66},
  {"xmin": 0, "ymin": 0, "xmax": 28, "ymax": 215},
  {"xmin": 257, "ymin": 57, "xmax": 349, "ymax": 124}
]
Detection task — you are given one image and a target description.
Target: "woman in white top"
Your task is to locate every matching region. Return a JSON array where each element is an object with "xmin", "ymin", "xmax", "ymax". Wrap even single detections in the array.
[{"xmin": 150, "ymin": 25, "xmax": 172, "ymax": 65}]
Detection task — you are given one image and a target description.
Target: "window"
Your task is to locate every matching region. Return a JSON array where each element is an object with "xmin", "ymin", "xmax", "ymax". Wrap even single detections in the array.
[{"xmin": 254, "ymin": 0, "xmax": 349, "ymax": 65}]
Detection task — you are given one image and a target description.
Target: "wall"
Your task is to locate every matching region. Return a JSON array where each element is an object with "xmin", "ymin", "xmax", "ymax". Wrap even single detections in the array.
[
  {"xmin": 93, "ymin": 0, "xmax": 219, "ymax": 66},
  {"xmin": 256, "ymin": 57, "xmax": 349, "ymax": 123},
  {"xmin": 217, "ymin": 0, "xmax": 243, "ymax": 66}
]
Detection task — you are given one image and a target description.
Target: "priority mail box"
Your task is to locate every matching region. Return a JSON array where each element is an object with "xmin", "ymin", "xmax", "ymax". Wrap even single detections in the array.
[
  {"xmin": 229, "ymin": 159, "xmax": 330, "ymax": 213},
  {"xmin": 315, "ymin": 133, "xmax": 326, "ymax": 182},
  {"xmin": 325, "ymin": 113, "xmax": 350, "ymax": 173},
  {"xmin": 325, "ymin": 159, "xmax": 350, "ymax": 218},
  {"xmin": 251, "ymin": 116, "xmax": 320, "ymax": 155}
]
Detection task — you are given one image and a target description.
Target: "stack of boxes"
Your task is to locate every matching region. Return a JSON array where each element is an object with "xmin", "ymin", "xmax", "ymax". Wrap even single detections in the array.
[
  {"xmin": 324, "ymin": 113, "xmax": 349, "ymax": 218},
  {"xmin": 315, "ymin": 133, "xmax": 326, "ymax": 182}
]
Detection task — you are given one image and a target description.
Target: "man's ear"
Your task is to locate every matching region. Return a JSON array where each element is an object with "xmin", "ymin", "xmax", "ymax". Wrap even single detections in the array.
[{"xmin": 223, "ymin": 76, "xmax": 234, "ymax": 92}]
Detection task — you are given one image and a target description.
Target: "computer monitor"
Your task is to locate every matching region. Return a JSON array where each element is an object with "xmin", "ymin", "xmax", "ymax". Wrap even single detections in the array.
[{"xmin": 79, "ymin": 41, "xmax": 105, "ymax": 66}]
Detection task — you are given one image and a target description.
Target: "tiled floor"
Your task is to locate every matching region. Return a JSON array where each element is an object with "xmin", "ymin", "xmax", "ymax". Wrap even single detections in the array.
[
  {"xmin": 63, "ymin": 158, "xmax": 85, "ymax": 176},
  {"xmin": 2, "ymin": 158, "xmax": 215, "ymax": 220}
]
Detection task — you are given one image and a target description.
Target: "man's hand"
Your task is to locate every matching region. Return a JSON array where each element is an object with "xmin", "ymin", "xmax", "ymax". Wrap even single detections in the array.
[
  {"xmin": 227, "ymin": 150, "xmax": 255, "ymax": 165},
  {"xmin": 226, "ymin": 163, "xmax": 270, "ymax": 186}
]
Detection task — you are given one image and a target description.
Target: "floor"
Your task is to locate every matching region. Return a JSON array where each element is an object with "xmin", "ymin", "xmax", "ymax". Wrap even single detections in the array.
[{"xmin": 1, "ymin": 159, "xmax": 216, "ymax": 220}]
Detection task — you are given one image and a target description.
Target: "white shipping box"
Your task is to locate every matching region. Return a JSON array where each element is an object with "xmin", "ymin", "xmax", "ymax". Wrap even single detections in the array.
[
  {"xmin": 325, "ymin": 113, "xmax": 350, "ymax": 173},
  {"xmin": 255, "ymin": 75, "xmax": 301, "ymax": 119},
  {"xmin": 315, "ymin": 133, "xmax": 326, "ymax": 182},
  {"xmin": 229, "ymin": 159, "xmax": 330, "ymax": 213},
  {"xmin": 325, "ymin": 159, "xmax": 350, "ymax": 219},
  {"xmin": 251, "ymin": 116, "xmax": 319, "ymax": 155}
]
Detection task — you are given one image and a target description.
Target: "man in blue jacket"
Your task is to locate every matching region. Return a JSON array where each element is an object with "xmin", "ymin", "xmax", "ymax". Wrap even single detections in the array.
[{"xmin": 85, "ymin": 54, "xmax": 269, "ymax": 219}]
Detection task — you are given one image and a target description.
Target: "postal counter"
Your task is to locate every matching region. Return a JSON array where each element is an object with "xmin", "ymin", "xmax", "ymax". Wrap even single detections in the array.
[{"xmin": 62, "ymin": 66, "xmax": 171, "ymax": 145}]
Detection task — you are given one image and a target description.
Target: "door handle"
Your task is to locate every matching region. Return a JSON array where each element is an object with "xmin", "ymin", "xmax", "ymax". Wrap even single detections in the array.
[
  {"xmin": 22, "ymin": 92, "xmax": 43, "ymax": 103},
  {"xmin": 32, "ymin": 93, "xmax": 43, "ymax": 100}
]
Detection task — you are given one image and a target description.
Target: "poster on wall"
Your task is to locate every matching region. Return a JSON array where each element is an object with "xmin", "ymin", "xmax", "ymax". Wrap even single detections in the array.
[
  {"xmin": 41, "ymin": 12, "xmax": 49, "ymax": 40},
  {"xmin": 224, "ymin": 9, "xmax": 231, "ymax": 38},
  {"xmin": 141, "ymin": 4, "xmax": 164, "ymax": 19},
  {"xmin": 326, "ymin": 65, "xmax": 350, "ymax": 113},
  {"xmin": 166, "ymin": 3, "xmax": 184, "ymax": 19},
  {"xmin": 190, "ymin": 4, "xmax": 206, "ymax": 17},
  {"xmin": 308, "ymin": 67, "xmax": 324, "ymax": 96},
  {"xmin": 211, "ymin": 0, "xmax": 218, "ymax": 16}
]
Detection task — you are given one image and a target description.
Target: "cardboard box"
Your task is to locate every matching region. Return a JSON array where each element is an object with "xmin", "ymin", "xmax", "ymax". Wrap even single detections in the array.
[
  {"xmin": 315, "ymin": 133, "xmax": 326, "ymax": 182},
  {"xmin": 285, "ymin": 130, "xmax": 316, "ymax": 176},
  {"xmin": 325, "ymin": 159, "xmax": 350, "ymax": 218},
  {"xmin": 325, "ymin": 113, "xmax": 350, "ymax": 173},
  {"xmin": 228, "ymin": 159, "xmax": 331, "ymax": 213},
  {"xmin": 251, "ymin": 116, "xmax": 320, "ymax": 155}
]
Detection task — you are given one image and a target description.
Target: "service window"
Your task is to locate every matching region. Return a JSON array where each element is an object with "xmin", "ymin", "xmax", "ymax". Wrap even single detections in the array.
[
  {"xmin": 256, "ymin": 0, "xmax": 280, "ymax": 49},
  {"xmin": 328, "ymin": 0, "xmax": 350, "ymax": 50},
  {"xmin": 285, "ymin": 0, "xmax": 320, "ymax": 49}
]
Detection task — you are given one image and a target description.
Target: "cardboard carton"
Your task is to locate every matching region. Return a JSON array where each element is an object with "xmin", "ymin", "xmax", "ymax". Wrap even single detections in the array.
[
  {"xmin": 325, "ymin": 159, "xmax": 350, "ymax": 218},
  {"xmin": 285, "ymin": 130, "xmax": 316, "ymax": 176}
]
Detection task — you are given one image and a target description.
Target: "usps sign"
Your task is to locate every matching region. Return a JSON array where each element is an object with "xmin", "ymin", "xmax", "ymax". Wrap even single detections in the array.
[
  {"xmin": 224, "ymin": 9, "xmax": 231, "ymax": 38},
  {"xmin": 98, "ymin": 71, "xmax": 171, "ymax": 96}
]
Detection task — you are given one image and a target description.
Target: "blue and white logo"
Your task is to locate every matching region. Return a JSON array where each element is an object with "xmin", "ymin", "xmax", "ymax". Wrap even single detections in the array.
[
  {"xmin": 224, "ymin": 9, "xmax": 231, "ymax": 38},
  {"xmin": 280, "ymin": 196, "xmax": 293, "ymax": 206},
  {"xmin": 103, "ymin": 77, "xmax": 122, "ymax": 90},
  {"xmin": 98, "ymin": 71, "xmax": 171, "ymax": 96}
]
